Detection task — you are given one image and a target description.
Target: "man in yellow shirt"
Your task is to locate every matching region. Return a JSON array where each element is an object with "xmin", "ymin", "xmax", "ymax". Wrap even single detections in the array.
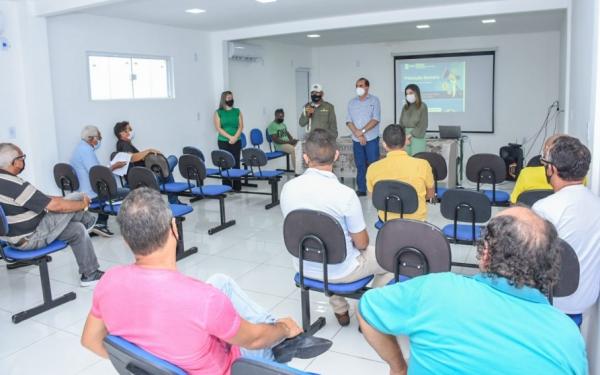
[
  {"xmin": 366, "ymin": 124, "xmax": 434, "ymax": 221},
  {"xmin": 510, "ymin": 165, "xmax": 552, "ymax": 204}
]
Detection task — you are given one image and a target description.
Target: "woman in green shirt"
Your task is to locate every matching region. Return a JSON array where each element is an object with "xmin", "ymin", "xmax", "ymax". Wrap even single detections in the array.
[
  {"xmin": 214, "ymin": 91, "xmax": 244, "ymax": 191},
  {"xmin": 399, "ymin": 84, "xmax": 428, "ymax": 155}
]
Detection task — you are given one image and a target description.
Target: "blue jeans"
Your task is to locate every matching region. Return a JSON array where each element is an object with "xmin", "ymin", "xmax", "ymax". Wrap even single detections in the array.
[
  {"xmin": 166, "ymin": 155, "xmax": 179, "ymax": 204},
  {"xmin": 206, "ymin": 274, "xmax": 277, "ymax": 361},
  {"xmin": 353, "ymin": 137, "xmax": 380, "ymax": 193}
]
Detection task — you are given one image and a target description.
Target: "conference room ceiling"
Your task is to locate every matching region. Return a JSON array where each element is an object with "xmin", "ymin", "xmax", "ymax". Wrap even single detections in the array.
[
  {"xmin": 249, "ymin": 10, "xmax": 565, "ymax": 46},
  {"xmin": 82, "ymin": 0, "xmax": 499, "ymax": 31}
]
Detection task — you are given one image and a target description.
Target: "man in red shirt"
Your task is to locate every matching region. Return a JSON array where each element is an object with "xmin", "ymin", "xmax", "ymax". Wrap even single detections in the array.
[{"xmin": 81, "ymin": 187, "xmax": 331, "ymax": 374}]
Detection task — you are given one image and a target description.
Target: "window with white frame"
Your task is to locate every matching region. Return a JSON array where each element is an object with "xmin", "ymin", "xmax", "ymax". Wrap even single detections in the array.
[{"xmin": 88, "ymin": 53, "xmax": 173, "ymax": 100}]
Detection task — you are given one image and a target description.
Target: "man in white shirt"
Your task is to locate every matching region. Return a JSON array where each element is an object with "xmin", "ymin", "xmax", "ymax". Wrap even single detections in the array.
[
  {"xmin": 280, "ymin": 129, "xmax": 392, "ymax": 327},
  {"xmin": 533, "ymin": 135, "xmax": 600, "ymax": 322}
]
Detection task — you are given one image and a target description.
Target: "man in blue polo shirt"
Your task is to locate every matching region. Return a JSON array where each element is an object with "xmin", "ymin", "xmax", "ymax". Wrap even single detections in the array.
[
  {"xmin": 70, "ymin": 125, "xmax": 127, "ymax": 237},
  {"xmin": 357, "ymin": 206, "xmax": 587, "ymax": 375},
  {"xmin": 346, "ymin": 77, "xmax": 381, "ymax": 196}
]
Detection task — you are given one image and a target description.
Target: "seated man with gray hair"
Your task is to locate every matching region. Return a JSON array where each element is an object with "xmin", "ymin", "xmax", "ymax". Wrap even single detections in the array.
[
  {"xmin": 81, "ymin": 187, "xmax": 331, "ymax": 373},
  {"xmin": 0, "ymin": 143, "xmax": 104, "ymax": 286},
  {"xmin": 357, "ymin": 206, "xmax": 587, "ymax": 375},
  {"xmin": 70, "ymin": 125, "xmax": 128, "ymax": 237}
]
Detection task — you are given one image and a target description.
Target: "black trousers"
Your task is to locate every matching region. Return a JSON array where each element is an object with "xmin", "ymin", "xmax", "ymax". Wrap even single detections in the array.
[{"xmin": 218, "ymin": 140, "xmax": 242, "ymax": 191}]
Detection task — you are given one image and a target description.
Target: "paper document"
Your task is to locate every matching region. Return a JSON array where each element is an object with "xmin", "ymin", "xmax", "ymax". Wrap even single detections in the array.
[{"xmin": 110, "ymin": 152, "xmax": 131, "ymax": 177}]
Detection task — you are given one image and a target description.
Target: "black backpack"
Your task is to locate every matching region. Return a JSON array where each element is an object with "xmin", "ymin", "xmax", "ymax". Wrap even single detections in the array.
[{"xmin": 499, "ymin": 143, "xmax": 524, "ymax": 181}]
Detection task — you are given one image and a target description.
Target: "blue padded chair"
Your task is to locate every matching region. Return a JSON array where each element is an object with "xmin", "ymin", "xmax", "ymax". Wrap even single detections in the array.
[
  {"xmin": 211, "ymin": 149, "xmax": 251, "ymax": 181},
  {"xmin": 516, "ymin": 189, "xmax": 554, "ymax": 207},
  {"xmin": 466, "ymin": 154, "xmax": 510, "ymax": 206},
  {"xmin": 283, "ymin": 209, "xmax": 373, "ymax": 335},
  {"xmin": 250, "ymin": 128, "xmax": 288, "ymax": 166},
  {"xmin": 127, "ymin": 167, "xmax": 198, "ymax": 261},
  {"xmin": 240, "ymin": 133, "xmax": 248, "ymax": 149},
  {"xmin": 376, "ymin": 219, "xmax": 451, "ymax": 285},
  {"xmin": 0, "ymin": 206, "xmax": 76, "ymax": 323},
  {"xmin": 371, "ymin": 180, "xmax": 418, "ymax": 230},
  {"xmin": 89, "ymin": 165, "xmax": 124, "ymax": 215},
  {"xmin": 440, "ymin": 189, "xmax": 491, "ymax": 267},
  {"xmin": 242, "ymin": 148, "xmax": 284, "ymax": 209},
  {"xmin": 181, "ymin": 146, "xmax": 219, "ymax": 176},
  {"xmin": 104, "ymin": 335, "xmax": 186, "ymax": 375},
  {"xmin": 53, "ymin": 163, "xmax": 80, "ymax": 197},
  {"xmin": 232, "ymin": 357, "xmax": 318, "ymax": 375},
  {"xmin": 145, "ymin": 153, "xmax": 191, "ymax": 195},
  {"xmin": 414, "ymin": 152, "xmax": 449, "ymax": 201},
  {"xmin": 264, "ymin": 129, "xmax": 293, "ymax": 172},
  {"xmin": 178, "ymin": 154, "xmax": 236, "ymax": 235}
]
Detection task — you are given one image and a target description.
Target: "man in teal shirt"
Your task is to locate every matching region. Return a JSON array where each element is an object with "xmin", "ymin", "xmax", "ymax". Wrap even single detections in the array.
[
  {"xmin": 358, "ymin": 206, "xmax": 587, "ymax": 375},
  {"xmin": 267, "ymin": 109, "xmax": 298, "ymax": 171}
]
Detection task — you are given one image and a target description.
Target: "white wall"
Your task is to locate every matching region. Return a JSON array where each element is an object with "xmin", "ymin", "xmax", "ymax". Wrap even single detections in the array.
[
  {"xmin": 47, "ymin": 14, "xmax": 215, "ymax": 174},
  {"xmin": 0, "ymin": 1, "xmax": 58, "ymax": 191},
  {"xmin": 310, "ymin": 31, "xmax": 561, "ymax": 165},
  {"xmin": 566, "ymin": 0, "xmax": 596, "ymax": 146},
  {"xmin": 228, "ymin": 40, "xmax": 312, "ymax": 136}
]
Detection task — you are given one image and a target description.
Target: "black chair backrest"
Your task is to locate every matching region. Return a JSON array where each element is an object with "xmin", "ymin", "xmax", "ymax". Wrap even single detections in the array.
[
  {"xmin": 440, "ymin": 189, "xmax": 491, "ymax": 223},
  {"xmin": 178, "ymin": 154, "xmax": 207, "ymax": 183},
  {"xmin": 466, "ymin": 153, "xmax": 507, "ymax": 185},
  {"xmin": 182, "ymin": 146, "xmax": 205, "ymax": 162},
  {"xmin": 516, "ymin": 189, "xmax": 554, "ymax": 207},
  {"xmin": 376, "ymin": 219, "xmax": 451, "ymax": 280},
  {"xmin": 231, "ymin": 358, "xmax": 302, "ymax": 375},
  {"xmin": 372, "ymin": 180, "xmax": 418, "ymax": 220},
  {"xmin": 89, "ymin": 165, "xmax": 118, "ymax": 200},
  {"xmin": 283, "ymin": 209, "xmax": 347, "ymax": 265},
  {"xmin": 53, "ymin": 163, "xmax": 80, "ymax": 195},
  {"xmin": 145, "ymin": 154, "xmax": 170, "ymax": 180},
  {"xmin": 553, "ymin": 239, "xmax": 580, "ymax": 299},
  {"xmin": 242, "ymin": 148, "xmax": 268, "ymax": 167},
  {"xmin": 414, "ymin": 152, "xmax": 447, "ymax": 181},
  {"xmin": 211, "ymin": 150, "xmax": 236, "ymax": 170},
  {"xmin": 110, "ymin": 151, "xmax": 118, "ymax": 161},
  {"xmin": 527, "ymin": 155, "xmax": 543, "ymax": 167},
  {"xmin": 127, "ymin": 167, "xmax": 160, "ymax": 191},
  {"xmin": 104, "ymin": 336, "xmax": 185, "ymax": 375}
]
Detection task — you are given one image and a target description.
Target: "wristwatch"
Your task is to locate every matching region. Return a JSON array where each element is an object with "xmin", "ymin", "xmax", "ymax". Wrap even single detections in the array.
[{"xmin": 361, "ymin": 128, "xmax": 367, "ymax": 134}]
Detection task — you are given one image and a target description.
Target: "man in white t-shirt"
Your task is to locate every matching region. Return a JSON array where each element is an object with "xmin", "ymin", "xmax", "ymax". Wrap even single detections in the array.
[
  {"xmin": 281, "ymin": 129, "xmax": 392, "ymax": 327},
  {"xmin": 533, "ymin": 135, "xmax": 600, "ymax": 322}
]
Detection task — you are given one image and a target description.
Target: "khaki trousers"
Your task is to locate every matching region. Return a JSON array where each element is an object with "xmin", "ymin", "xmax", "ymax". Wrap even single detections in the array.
[{"xmin": 277, "ymin": 143, "xmax": 296, "ymax": 171}]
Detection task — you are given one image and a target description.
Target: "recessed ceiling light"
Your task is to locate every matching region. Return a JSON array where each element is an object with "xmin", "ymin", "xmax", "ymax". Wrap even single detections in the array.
[
  {"xmin": 185, "ymin": 8, "xmax": 206, "ymax": 14},
  {"xmin": 256, "ymin": 0, "xmax": 277, "ymax": 3},
  {"xmin": 307, "ymin": 34, "xmax": 321, "ymax": 38},
  {"xmin": 416, "ymin": 24, "xmax": 430, "ymax": 29},
  {"xmin": 481, "ymin": 19, "xmax": 496, "ymax": 24}
]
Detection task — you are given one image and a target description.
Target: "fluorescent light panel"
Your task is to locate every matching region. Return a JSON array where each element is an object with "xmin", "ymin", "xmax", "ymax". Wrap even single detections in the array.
[
  {"xmin": 185, "ymin": 8, "xmax": 206, "ymax": 14},
  {"xmin": 307, "ymin": 34, "xmax": 321, "ymax": 38},
  {"xmin": 481, "ymin": 19, "xmax": 496, "ymax": 24},
  {"xmin": 416, "ymin": 24, "xmax": 430, "ymax": 29},
  {"xmin": 256, "ymin": 0, "xmax": 277, "ymax": 3}
]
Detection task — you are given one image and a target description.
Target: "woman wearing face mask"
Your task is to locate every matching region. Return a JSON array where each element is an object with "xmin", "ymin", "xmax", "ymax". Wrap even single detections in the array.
[
  {"xmin": 114, "ymin": 121, "xmax": 160, "ymax": 168},
  {"xmin": 214, "ymin": 91, "xmax": 244, "ymax": 191},
  {"xmin": 399, "ymin": 84, "xmax": 428, "ymax": 155}
]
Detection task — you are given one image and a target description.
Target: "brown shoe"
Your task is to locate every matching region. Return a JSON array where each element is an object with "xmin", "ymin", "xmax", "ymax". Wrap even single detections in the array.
[{"xmin": 335, "ymin": 311, "xmax": 350, "ymax": 326}]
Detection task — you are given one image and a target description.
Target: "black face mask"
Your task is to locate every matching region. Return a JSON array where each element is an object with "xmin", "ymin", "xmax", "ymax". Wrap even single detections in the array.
[
  {"xmin": 275, "ymin": 118, "xmax": 284, "ymax": 124},
  {"xmin": 225, "ymin": 99, "xmax": 234, "ymax": 107},
  {"xmin": 311, "ymin": 94, "xmax": 322, "ymax": 103}
]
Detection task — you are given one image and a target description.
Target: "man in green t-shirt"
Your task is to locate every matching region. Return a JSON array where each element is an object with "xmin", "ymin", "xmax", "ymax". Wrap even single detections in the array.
[{"xmin": 267, "ymin": 109, "xmax": 298, "ymax": 171}]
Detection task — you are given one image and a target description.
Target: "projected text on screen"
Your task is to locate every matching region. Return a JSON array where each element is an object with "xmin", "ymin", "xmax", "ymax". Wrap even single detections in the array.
[{"xmin": 400, "ymin": 61, "xmax": 466, "ymax": 112}]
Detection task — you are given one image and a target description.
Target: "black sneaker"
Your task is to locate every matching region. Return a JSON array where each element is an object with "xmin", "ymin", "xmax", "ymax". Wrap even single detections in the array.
[
  {"xmin": 272, "ymin": 334, "xmax": 332, "ymax": 363},
  {"xmin": 91, "ymin": 225, "xmax": 114, "ymax": 238},
  {"xmin": 80, "ymin": 270, "xmax": 105, "ymax": 287}
]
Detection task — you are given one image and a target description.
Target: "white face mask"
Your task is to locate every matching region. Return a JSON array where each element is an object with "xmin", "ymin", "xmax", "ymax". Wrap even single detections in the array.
[
  {"xmin": 356, "ymin": 87, "xmax": 366, "ymax": 97},
  {"xmin": 406, "ymin": 94, "xmax": 416, "ymax": 104}
]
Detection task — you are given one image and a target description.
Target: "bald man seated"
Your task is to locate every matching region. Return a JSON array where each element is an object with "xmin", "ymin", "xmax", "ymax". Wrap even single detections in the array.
[{"xmin": 357, "ymin": 207, "xmax": 587, "ymax": 375}]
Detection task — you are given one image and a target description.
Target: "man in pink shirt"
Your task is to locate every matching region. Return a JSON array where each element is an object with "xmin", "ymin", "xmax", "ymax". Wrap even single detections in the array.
[{"xmin": 81, "ymin": 188, "xmax": 331, "ymax": 374}]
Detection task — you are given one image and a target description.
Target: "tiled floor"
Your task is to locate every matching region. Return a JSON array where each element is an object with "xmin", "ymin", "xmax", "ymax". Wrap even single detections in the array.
[{"xmin": 0, "ymin": 175, "xmax": 511, "ymax": 375}]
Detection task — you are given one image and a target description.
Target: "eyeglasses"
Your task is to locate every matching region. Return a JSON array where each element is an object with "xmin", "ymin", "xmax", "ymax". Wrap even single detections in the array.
[
  {"xmin": 540, "ymin": 157, "xmax": 553, "ymax": 166},
  {"xmin": 12, "ymin": 154, "xmax": 26, "ymax": 163}
]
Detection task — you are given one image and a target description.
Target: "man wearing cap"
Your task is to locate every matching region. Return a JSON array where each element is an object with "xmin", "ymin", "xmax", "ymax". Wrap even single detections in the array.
[{"xmin": 299, "ymin": 84, "xmax": 338, "ymax": 139}]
